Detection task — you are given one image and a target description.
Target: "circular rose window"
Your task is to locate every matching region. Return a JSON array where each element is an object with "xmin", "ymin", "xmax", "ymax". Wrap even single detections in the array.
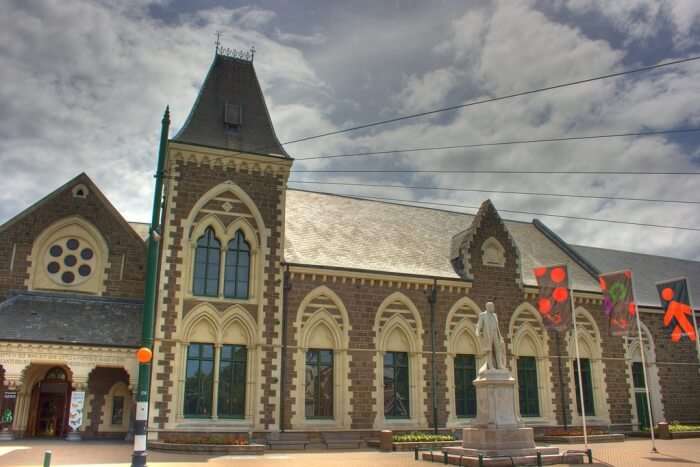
[{"xmin": 44, "ymin": 237, "xmax": 97, "ymax": 286}]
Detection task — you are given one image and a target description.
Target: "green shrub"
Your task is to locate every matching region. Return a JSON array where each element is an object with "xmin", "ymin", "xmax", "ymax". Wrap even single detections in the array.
[
  {"xmin": 393, "ymin": 432, "xmax": 455, "ymax": 443},
  {"xmin": 669, "ymin": 422, "xmax": 700, "ymax": 433}
]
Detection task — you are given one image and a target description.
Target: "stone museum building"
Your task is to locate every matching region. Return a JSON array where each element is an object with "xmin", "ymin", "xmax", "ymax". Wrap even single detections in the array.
[{"xmin": 0, "ymin": 52, "xmax": 699, "ymax": 444}]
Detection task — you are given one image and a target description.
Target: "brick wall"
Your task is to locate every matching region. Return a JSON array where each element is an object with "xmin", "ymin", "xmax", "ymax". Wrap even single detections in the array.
[
  {"xmin": 0, "ymin": 174, "xmax": 145, "ymax": 301},
  {"xmin": 84, "ymin": 367, "xmax": 130, "ymax": 438},
  {"xmin": 151, "ymin": 153, "xmax": 287, "ymax": 429}
]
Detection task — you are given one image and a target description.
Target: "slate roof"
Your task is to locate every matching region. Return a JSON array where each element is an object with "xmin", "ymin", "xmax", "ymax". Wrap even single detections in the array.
[
  {"xmin": 0, "ymin": 291, "xmax": 143, "ymax": 347},
  {"xmin": 283, "ymin": 190, "xmax": 600, "ymax": 291},
  {"xmin": 572, "ymin": 245, "xmax": 700, "ymax": 308},
  {"xmin": 129, "ymin": 222, "xmax": 149, "ymax": 241},
  {"xmin": 173, "ymin": 54, "xmax": 289, "ymax": 158}
]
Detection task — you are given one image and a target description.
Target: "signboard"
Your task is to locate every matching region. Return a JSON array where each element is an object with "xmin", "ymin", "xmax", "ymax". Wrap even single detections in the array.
[
  {"xmin": 68, "ymin": 391, "xmax": 85, "ymax": 431},
  {"xmin": 1, "ymin": 391, "xmax": 17, "ymax": 429}
]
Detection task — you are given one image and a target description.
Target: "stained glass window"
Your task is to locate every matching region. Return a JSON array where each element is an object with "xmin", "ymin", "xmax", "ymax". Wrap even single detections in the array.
[
  {"xmin": 193, "ymin": 228, "xmax": 220, "ymax": 296},
  {"xmin": 223, "ymin": 231, "xmax": 250, "ymax": 299},
  {"xmin": 517, "ymin": 356, "xmax": 540, "ymax": 417},
  {"xmin": 454, "ymin": 354, "xmax": 477, "ymax": 418},
  {"xmin": 574, "ymin": 358, "xmax": 595, "ymax": 416},
  {"xmin": 384, "ymin": 351, "xmax": 410, "ymax": 418},
  {"xmin": 184, "ymin": 343, "xmax": 214, "ymax": 417},
  {"xmin": 218, "ymin": 345, "xmax": 247, "ymax": 418},
  {"xmin": 305, "ymin": 349, "xmax": 333, "ymax": 418}
]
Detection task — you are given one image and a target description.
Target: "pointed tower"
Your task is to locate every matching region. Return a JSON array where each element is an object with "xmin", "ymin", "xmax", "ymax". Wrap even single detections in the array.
[
  {"xmin": 148, "ymin": 51, "xmax": 292, "ymax": 437},
  {"xmin": 173, "ymin": 53, "xmax": 289, "ymax": 157}
]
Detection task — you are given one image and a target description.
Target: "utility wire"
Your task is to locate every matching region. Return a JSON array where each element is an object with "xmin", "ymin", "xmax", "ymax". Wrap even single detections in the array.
[
  {"xmin": 295, "ymin": 128, "xmax": 700, "ymax": 161},
  {"xmin": 288, "ymin": 180, "xmax": 700, "ymax": 205},
  {"xmin": 290, "ymin": 169, "xmax": 700, "ymax": 175},
  {"xmin": 296, "ymin": 190, "xmax": 700, "ymax": 231},
  {"xmin": 281, "ymin": 55, "xmax": 700, "ymax": 147}
]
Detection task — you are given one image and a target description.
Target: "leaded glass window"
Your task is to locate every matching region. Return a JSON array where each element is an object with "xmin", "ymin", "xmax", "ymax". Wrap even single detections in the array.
[
  {"xmin": 517, "ymin": 356, "xmax": 540, "ymax": 417},
  {"xmin": 384, "ymin": 351, "xmax": 410, "ymax": 418},
  {"xmin": 193, "ymin": 228, "xmax": 221, "ymax": 297},
  {"xmin": 632, "ymin": 361, "xmax": 645, "ymax": 389},
  {"xmin": 224, "ymin": 231, "xmax": 250, "ymax": 299},
  {"xmin": 305, "ymin": 349, "xmax": 334, "ymax": 418},
  {"xmin": 574, "ymin": 358, "xmax": 595, "ymax": 416},
  {"xmin": 218, "ymin": 345, "xmax": 247, "ymax": 418},
  {"xmin": 184, "ymin": 343, "xmax": 214, "ymax": 417},
  {"xmin": 111, "ymin": 396, "xmax": 124, "ymax": 425},
  {"xmin": 454, "ymin": 354, "xmax": 476, "ymax": 418}
]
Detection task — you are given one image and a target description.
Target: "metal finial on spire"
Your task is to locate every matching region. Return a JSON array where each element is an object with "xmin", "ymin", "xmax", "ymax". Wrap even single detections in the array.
[
  {"xmin": 215, "ymin": 31, "xmax": 222, "ymax": 54},
  {"xmin": 217, "ymin": 45, "xmax": 256, "ymax": 62}
]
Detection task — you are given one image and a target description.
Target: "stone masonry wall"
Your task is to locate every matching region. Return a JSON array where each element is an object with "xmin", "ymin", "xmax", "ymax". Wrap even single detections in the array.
[
  {"xmin": 0, "ymin": 174, "xmax": 146, "ymax": 301},
  {"xmin": 151, "ymin": 152, "xmax": 287, "ymax": 430}
]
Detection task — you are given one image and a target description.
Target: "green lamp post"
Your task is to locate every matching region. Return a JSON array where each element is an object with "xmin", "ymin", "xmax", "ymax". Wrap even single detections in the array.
[{"xmin": 131, "ymin": 106, "xmax": 170, "ymax": 467}]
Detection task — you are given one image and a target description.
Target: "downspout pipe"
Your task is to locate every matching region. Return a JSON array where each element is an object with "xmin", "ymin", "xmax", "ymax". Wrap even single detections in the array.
[
  {"xmin": 428, "ymin": 278, "xmax": 439, "ymax": 434},
  {"xmin": 279, "ymin": 264, "xmax": 291, "ymax": 432}
]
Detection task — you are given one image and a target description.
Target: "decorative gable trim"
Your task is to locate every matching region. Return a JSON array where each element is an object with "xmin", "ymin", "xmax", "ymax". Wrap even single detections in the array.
[{"xmin": 454, "ymin": 199, "xmax": 522, "ymax": 284}]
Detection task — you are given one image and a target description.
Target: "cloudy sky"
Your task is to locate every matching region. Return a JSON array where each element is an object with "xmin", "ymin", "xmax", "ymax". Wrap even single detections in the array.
[{"xmin": 2, "ymin": 0, "xmax": 700, "ymax": 259}]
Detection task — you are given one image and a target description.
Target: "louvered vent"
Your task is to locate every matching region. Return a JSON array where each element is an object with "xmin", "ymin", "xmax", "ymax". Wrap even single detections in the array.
[{"xmin": 225, "ymin": 103, "xmax": 242, "ymax": 127}]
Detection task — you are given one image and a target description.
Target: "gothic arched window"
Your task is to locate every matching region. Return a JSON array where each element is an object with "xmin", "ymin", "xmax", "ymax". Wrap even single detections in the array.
[
  {"xmin": 193, "ymin": 228, "xmax": 221, "ymax": 297},
  {"xmin": 223, "ymin": 231, "xmax": 250, "ymax": 299}
]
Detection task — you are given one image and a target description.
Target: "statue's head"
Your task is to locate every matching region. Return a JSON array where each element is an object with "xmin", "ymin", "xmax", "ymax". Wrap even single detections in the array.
[{"xmin": 485, "ymin": 301, "xmax": 495, "ymax": 313}]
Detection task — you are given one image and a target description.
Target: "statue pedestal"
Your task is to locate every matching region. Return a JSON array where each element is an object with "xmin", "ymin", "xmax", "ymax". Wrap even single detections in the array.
[{"xmin": 444, "ymin": 369, "xmax": 561, "ymax": 461}]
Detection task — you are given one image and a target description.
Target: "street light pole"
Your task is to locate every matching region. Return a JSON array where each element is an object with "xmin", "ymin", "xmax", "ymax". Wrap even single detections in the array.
[{"xmin": 131, "ymin": 107, "xmax": 170, "ymax": 467}]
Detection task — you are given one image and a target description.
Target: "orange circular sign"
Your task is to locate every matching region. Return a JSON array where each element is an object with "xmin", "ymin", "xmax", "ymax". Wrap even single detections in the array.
[
  {"xmin": 136, "ymin": 347, "xmax": 153, "ymax": 363},
  {"xmin": 550, "ymin": 267, "xmax": 566, "ymax": 283},
  {"xmin": 661, "ymin": 287, "xmax": 674, "ymax": 301}
]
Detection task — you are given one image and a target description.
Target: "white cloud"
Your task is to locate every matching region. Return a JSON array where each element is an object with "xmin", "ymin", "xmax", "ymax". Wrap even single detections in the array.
[{"xmin": 1, "ymin": 0, "xmax": 699, "ymax": 262}]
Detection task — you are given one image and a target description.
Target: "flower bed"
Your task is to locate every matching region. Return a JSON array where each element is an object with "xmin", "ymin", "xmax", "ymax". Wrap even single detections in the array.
[
  {"xmin": 390, "ymin": 432, "xmax": 460, "ymax": 451},
  {"xmin": 393, "ymin": 432, "xmax": 455, "ymax": 443}
]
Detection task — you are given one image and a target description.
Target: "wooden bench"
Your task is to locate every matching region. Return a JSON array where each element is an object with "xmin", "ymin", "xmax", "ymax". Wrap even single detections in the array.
[
  {"xmin": 322, "ymin": 432, "xmax": 364, "ymax": 449},
  {"xmin": 268, "ymin": 432, "xmax": 310, "ymax": 450}
]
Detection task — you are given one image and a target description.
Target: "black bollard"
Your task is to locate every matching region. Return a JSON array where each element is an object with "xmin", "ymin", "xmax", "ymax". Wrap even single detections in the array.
[
  {"xmin": 43, "ymin": 451, "xmax": 52, "ymax": 467},
  {"xmin": 587, "ymin": 448, "xmax": 593, "ymax": 464},
  {"xmin": 537, "ymin": 451, "xmax": 542, "ymax": 466}
]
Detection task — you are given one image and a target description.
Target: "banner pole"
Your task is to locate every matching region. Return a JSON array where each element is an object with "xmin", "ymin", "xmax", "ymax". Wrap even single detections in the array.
[
  {"xmin": 570, "ymin": 286, "xmax": 589, "ymax": 450},
  {"xmin": 685, "ymin": 279, "xmax": 700, "ymax": 365},
  {"xmin": 631, "ymin": 274, "xmax": 657, "ymax": 452}
]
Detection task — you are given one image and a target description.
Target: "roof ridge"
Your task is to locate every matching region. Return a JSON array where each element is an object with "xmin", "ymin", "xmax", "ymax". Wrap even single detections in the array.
[
  {"xmin": 286, "ymin": 188, "xmax": 533, "ymax": 225},
  {"xmin": 572, "ymin": 243, "xmax": 700, "ymax": 264}
]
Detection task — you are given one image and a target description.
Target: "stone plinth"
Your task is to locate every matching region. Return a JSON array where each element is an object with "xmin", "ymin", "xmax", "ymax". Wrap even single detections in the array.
[
  {"xmin": 473, "ymin": 369, "xmax": 522, "ymax": 429},
  {"xmin": 445, "ymin": 369, "xmax": 558, "ymax": 461}
]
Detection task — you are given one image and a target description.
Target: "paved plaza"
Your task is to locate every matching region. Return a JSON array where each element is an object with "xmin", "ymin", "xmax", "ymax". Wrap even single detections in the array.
[{"xmin": 0, "ymin": 438, "xmax": 699, "ymax": 467}]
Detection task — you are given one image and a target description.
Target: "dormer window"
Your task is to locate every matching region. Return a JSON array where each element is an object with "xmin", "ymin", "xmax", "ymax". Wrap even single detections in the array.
[{"xmin": 225, "ymin": 103, "xmax": 242, "ymax": 131}]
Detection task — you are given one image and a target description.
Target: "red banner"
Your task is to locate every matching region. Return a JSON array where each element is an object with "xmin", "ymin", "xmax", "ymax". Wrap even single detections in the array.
[
  {"xmin": 599, "ymin": 270, "xmax": 635, "ymax": 336},
  {"xmin": 656, "ymin": 278, "xmax": 697, "ymax": 343},
  {"xmin": 533, "ymin": 264, "xmax": 572, "ymax": 331}
]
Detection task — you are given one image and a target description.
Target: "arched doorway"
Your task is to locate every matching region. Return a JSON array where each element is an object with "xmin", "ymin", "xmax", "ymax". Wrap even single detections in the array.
[{"xmin": 27, "ymin": 367, "xmax": 71, "ymax": 437}]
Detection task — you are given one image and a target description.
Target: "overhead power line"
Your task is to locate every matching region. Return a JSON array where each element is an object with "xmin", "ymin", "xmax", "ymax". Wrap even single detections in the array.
[
  {"xmin": 288, "ymin": 180, "xmax": 700, "ymax": 205},
  {"xmin": 296, "ymin": 190, "xmax": 700, "ymax": 232},
  {"xmin": 295, "ymin": 128, "xmax": 700, "ymax": 161},
  {"xmin": 281, "ymin": 55, "xmax": 700, "ymax": 147},
  {"xmin": 290, "ymin": 169, "xmax": 700, "ymax": 175}
]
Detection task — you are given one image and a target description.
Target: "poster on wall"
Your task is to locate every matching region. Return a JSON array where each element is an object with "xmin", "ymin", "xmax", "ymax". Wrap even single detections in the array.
[
  {"xmin": 1, "ymin": 391, "xmax": 17, "ymax": 430},
  {"xmin": 68, "ymin": 391, "xmax": 85, "ymax": 431}
]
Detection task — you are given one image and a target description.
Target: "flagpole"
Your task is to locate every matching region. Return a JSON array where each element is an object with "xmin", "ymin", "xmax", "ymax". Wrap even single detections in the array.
[
  {"xmin": 630, "ymin": 274, "xmax": 657, "ymax": 452},
  {"xmin": 569, "ymin": 286, "xmax": 589, "ymax": 450},
  {"xmin": 685, "ymin": 279, "xmax": 700, "ymax": 364}
]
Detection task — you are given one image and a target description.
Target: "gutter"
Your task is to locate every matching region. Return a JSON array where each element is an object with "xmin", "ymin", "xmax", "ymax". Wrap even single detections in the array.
[{"xmin": 532, "ymin": 219, "xmax": 600, "ymax": 278}]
